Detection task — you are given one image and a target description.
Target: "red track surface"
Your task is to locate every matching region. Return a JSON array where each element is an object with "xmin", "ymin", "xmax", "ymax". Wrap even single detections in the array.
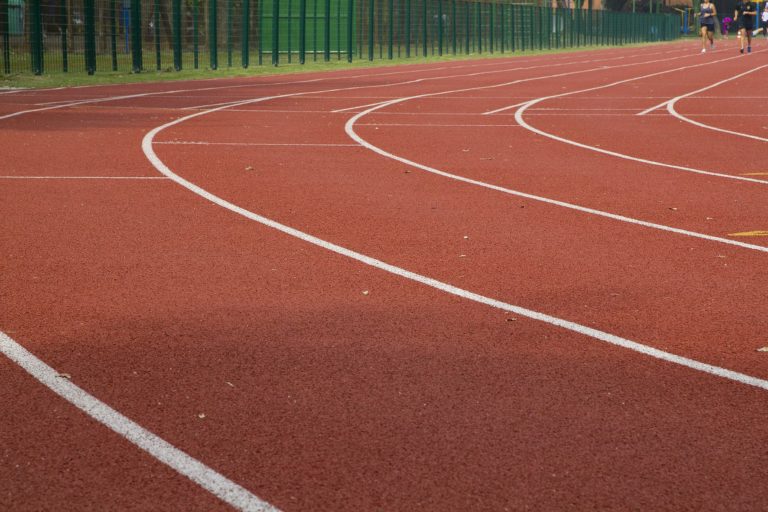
[{"xmin": 3, "ymin": 41, "xmax": 768, "ymax": 511}]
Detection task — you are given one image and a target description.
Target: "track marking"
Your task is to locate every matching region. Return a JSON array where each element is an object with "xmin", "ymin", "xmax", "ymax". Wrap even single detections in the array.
[
  {"xmin": 155, "ymin": 141, "xmax": 359, "ymax": 147},
  {"xmin": 331, "ymin": 100, "xmax": 395, "ymax": 113},
  {"xmin": 665, "ymin": 64, "xmax": 768, "ymax": 142},
  {"xmin": 637, "ymin": 63, "xmax": 768, "ymax": 117},
  {"xmin": 512, "ymin": 55, "xmax": 768, "ymax": 186},
  {"xmin": 345, "ymin": 56, "xmax": 768, "ymax": 255},
  {"xmin": 0, "ymin": 176, "xmax": 169, "ymax": 180},
  {"xmin": 742, "ymin": 172, "xmax": 768, "ymax": 176},
  {"xmin": 483, "ymin": 100, "xmax": 539, "ymax": 115},
  {"xmin": 142, "ymin": 109, "xmax": 768, "ymax": 398},
  {"xmin": 0, "ymin": 331, "xmax": 280, "ymax": 512},
  {"xmin": 357, "ymin": 122, "xmax": 522, "ymax": 127}
]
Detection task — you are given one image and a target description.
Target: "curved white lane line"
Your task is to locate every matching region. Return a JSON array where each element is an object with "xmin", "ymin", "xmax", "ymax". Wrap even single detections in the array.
[
  {"xmin": 344, "ymin": 56, "xmax": 768, "ymax": 254},
  {"xmin": 0, "ymin": 331, "xmax": 280, "ymax": 512},
  {"xmin": 141, "ymin": 100, "xmax": 768, "ymax": 400},
  {"xmin": 513, "ymin": 53, "xmax": 768, "ymax": 185},
  {"xmin": 666, "ymin": 64, "xmax": 768, "ymax": 142}
]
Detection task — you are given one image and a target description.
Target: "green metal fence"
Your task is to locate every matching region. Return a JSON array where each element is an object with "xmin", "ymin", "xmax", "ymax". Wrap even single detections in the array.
[{"xmin": 0, "ymin": 0, "xmax": 679, "ymax": 76}]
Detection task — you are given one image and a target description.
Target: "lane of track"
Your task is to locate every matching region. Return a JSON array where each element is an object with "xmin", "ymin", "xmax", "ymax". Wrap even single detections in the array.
[
  {"xmin": 5, "ymin": 41, "xmax": 768, "ymax": 511},
  {"xmin": 135, "ymin": 41, "xmax": 763, "ymax": 508}
]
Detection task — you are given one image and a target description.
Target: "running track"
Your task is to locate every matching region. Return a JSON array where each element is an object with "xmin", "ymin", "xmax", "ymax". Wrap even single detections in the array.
[{"xmin": 2, "ymin": 40, "xmax": 768, "ymax": 511}]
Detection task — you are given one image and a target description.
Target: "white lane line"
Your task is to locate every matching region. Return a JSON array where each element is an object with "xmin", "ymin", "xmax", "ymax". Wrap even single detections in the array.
[
  {"xmin": 331, "ymin": 100, "xmax": 395, "ymax": 113},
  {"xmin": 636, "ymin": 98, "xmax": 672, "ymax": 116},
  {"xmin": 155, "ymin": 141, "xmax": 359, "ymax": 147},
  {"xmin": 343, "ymin": 53, "xmax": 768, "ymax": 253},
  {"xmin": 357, "ymin": 123, "xmax": 522, "ymax": 127},
  {"xmin": 483, "ymin": 100, "xmax": 537, "ymax": 115},
  {"xmin": 0, "ymin": 176, "xmax": 169, "ymax": 180},
  {"xmin": 638, "ymin": 61, "xmax": 768, "ymax": 117},
  {"xmin": 180, "ymin": 99, "xmax": 258, "ymax": 110},
  {"xmin": 513, "ymin": 53, "xmax": 768, "ymax": 186},
  {"xmin": 346, "ymin": 114, "xmax": 768, "ymax": 255},
  {"xmin": 0, "ymin": 331, "xmax": 280, "ymax": 512},
  {"xmin": 666, "ymin": 64, "xmax": 768, "ymax": 142},
  {"xmin": 142, "ymin": 108, "xmax": 768, "ymax": 396}
]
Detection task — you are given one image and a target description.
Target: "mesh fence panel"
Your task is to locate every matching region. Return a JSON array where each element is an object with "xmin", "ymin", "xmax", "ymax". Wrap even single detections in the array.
[{"xmin": 1, "ymin": 0, "xmax": 680, "ymax": 76}]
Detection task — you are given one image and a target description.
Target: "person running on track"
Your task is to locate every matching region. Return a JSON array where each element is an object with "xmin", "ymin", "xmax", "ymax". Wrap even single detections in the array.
[
  {"xmin": 700, "ymin": 0, "xmax": 717, "ymax": 52},
  {"xmin": 734, "ymin": 0, "xmax": 757, "ymax": 53},
  {"xmin": 759, "ymin": 4, "xmax": 768, "ymax": 37}
]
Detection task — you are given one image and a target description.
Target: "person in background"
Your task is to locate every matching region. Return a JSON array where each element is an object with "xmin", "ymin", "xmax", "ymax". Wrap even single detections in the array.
[
  {"xmin": 759, "ymin": 4, "xmax": 768, "ymax": 37},
  {"xmin": 734, "ymin": 0, "xmax": 757, "ymax": 53},
  {"xmin": 700, "ymin": 0, "xmax": 717, "ymax": 52}
]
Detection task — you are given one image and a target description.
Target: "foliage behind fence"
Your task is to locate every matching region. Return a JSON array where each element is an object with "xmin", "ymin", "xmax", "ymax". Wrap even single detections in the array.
[{"xmin": 0, "ymin": 0, "xmax": 679, "ymax": 76}]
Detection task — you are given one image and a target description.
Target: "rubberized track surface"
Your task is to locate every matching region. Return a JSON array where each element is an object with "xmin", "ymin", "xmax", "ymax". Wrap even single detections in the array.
[{"xmin": 2, "ymin": 41, "xmax": 768, "ymax": 511}]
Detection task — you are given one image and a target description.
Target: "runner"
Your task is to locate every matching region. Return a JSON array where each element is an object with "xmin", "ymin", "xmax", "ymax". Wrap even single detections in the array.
[
  {"xmin": 759, "ymin": 4, "xmax": 768, "ymax": 37},
  {"xmin": 700, "ymin": 0, "xmax": 717, "ymax": 52},
  {"xmin": 734, "ymin": 0, "xmax": 758, "ymax": 53}
]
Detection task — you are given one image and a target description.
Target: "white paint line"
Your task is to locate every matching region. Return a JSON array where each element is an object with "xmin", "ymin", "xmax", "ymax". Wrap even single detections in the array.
[
  {"xmin": 155, "ymin": 141, "xmax": 359, "ymax": 147},
  {"xmin": 666, "ymin": 64, "xmax": 768, "ymax": 142},
  {"xmin": 357, "ymin": 123, "xmax": 522, "ymax": 127},
  {"xmin": 0, "ymin": 176, "xmax": 169, "ymax": 180},
  {"xmin": 142, "ymin": 109, "xmax": 768, "ymax": 396},
  {"xmin": 483, "ymin": 100, "xmax": 536, "ymax": 115},
  {"xmin": 180, "ymin": 99, "xmax": 263, "ymax": 111},
  {"xmin": 0, "ymin": 331, "xmax": 280, "ymax": 512},
  {"xmin": 0, "ymin": 89, "xmax": 194, "ymax": 120},
  {"xmin": 513, "ymin": 54, "xmax": 768, "ymax": 186},
  {"xmin": 346, "ymin": 108, "xmax": 768, "ymax": 255},
  {"xmin": 636, "ymin": 98, "xmax": 671, "ymax": 116},
  {"xmin": 331, "ymin": 100, "xmax": 395, "ymax": 113},
  {"xmin": 342, "ymin": 53, "xmax": 768, "ymax": 253}
]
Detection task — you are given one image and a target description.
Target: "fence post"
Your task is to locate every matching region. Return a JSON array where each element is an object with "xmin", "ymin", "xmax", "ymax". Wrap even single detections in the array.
[
  {"xmin": 438, "ymin": 0, "xmax": 443, "ymax": 55},
  {"xmin": 272, "ymin": 0, "xmax": 279, "ymax": 65},
  {"xmin": 227, "ymin": 0, "xmax": 233, "ymax": 67},
  {"xmin": 489, "ymin": 3, "xmax": 494, "ymax": 53},
  {"xmin": 30, "ymin": 0, "xmax": 42, "ymax": 75},
  {"xmin": 300, "ymin": 0, "xmax": 307, "ymax": 63},
  {"xmin": 109, "ymin": 0, "xmax": 117, "ymax": 70},
  {"xmin": 288, "ymin": 0, "xmax": 293, "ymax": 62},
  {"xmin": 258, "ymin": 0, "xmax": 263, "ymax": 64},
  {"xmin": 131, "ymin": 0, "xmax": 142, "ymax": 72},
  {"xmin": 368, "ymin": 0, "xmax": 374, "ymax": 60},
  {"xmin": 406, "ymin": 0, "xmax": 411, "ymax": 57},
  {"xmin": 173, "ymin": 0, "xmax": 182, "ymax": 70},
  {"xmin": 389, "ymin": 0, "xmax": 394, "ymax": 59},
  {"xmin": 60, "ymin": 0, "xmax": 68, "ymax": 72},
  {"xmin": 421, "ymin": 0, "xmax": 426, "ymax": 56},
  {"xmin": 154, "ymin": 0, "xmax": 161, "ymax": 70},
  {"xmin": 209, "ymin": 0, "xmax": 218, "ymax": 69},
  {"xmin": 1, "ymin": 0, "xmax": 9, "ymax": 74},
  {"xmin": 242, "ymin": 0, "xmax": 250, "ymax": 67},
  {"xmin": 325, "ymin": 0, "xmax": 331, "ymax": 61},
  {"xmin": 193, "ymin": 0, "xmax": 199, "ymax": 68},
  {"xmin": 85, "ymin": 0, "xmax": 96, "ymax": 74},
  {"xmin": 451, "ymin": 0, "xmax": 456, "ymax": 54},
  {"xmin": 464, "ymin": 2, "xmax": 469, "ymax": 53},
  {"xmin": 346, "ymin": 0, "xmax": 353, "ymax": 62}
]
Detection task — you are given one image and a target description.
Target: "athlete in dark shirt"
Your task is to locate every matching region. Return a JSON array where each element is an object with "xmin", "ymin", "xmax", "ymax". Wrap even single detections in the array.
[{"xmin": 734, "ymin": 1, "xmax": 757, "ymax": 53}]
